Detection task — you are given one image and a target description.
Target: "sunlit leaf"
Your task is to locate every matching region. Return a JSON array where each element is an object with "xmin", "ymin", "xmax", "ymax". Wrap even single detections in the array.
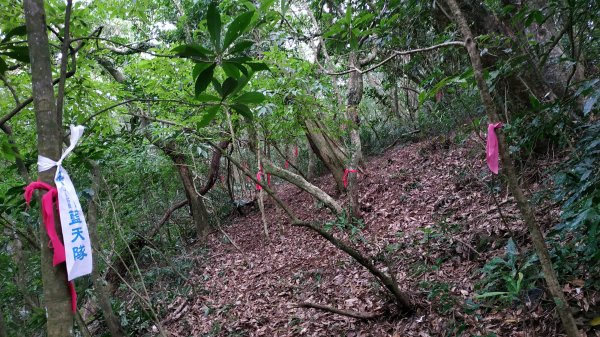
[
  {"xmin": 197, "ymin": 105, "xmax": 220, "ymax": 128},
  {"xmin": 223, "ymin": 11, "xmax": 254, "ymax": 51},
  {"xmin": 234, "ymin": 91, "xmax": 265, "ymax": 104}
]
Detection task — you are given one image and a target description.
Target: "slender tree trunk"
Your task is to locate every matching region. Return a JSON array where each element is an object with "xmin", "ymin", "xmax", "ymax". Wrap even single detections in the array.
[
  {"xmin": 23, "ymin": 0, "xmax": 74, "ymax": 335},
  {"xmin": 164, "ymin": 145, "xmax": 211, "ymax": 240},
  {"xmin": 346, "ymin": 52, "xmax": 363, "ymax": 217},
  {"xmin": 88, "ymin": 164, "xmax": 127, "ymax": 337},
  {"xmin": 446, "ymin": 1, "xmax": 581, "ymax": 336}
]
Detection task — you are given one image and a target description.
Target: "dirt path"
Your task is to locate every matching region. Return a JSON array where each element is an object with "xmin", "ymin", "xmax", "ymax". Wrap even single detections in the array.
[{"xmin": 164, "ymin": 136, "xmax": 570, "ymax": 337}]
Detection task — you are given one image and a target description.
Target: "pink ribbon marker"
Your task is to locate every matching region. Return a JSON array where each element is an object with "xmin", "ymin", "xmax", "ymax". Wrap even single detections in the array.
[
  {"xmin": 24, "ymin": 181, "xmax": 77, "ymax": 312},
  {"xmin": 256, "ymin": 171, "xmax": 263, "ymax": 190},
  {"xmin": 294, "ymin": 146, "xmax": 298, "ymax": 157},
  {"xmin": 284, "ymin": 160, "xmax": 289, "ymax": 169},
  {"xmin": 486, "ymin": 122, "xmax": 503, "ymax": 174},
  {"xmin": 343, "ymin": 169, "xmax": 358, "ymax": 188}
]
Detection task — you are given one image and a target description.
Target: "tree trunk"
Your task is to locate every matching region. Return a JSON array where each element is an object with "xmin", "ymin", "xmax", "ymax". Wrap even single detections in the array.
[
  {"xmin": 346, "ymin": 52, "xmax": 364, "ymax": 217},
  {"xmin": 446, "ymin": 1, "xmax": 581, "ymax": 336},
  {"xmin": 303, "ymin": 118, "xmax": 348, "ymax": 192},
  {"xmin": 23, "ymin": 0, "xmax": 74, "ymax": 335},
  {"xmin": 163, "ymin": 144, "xmax": 211, "ymax": 240},
  {"xmin": 88, "ymin": 164, "xmax": 127, "ymax": 337}
]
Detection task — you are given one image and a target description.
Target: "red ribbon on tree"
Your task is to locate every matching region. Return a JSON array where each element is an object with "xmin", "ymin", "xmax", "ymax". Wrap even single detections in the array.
[
  {"xmin": 294, "ymin": 146, "xmax": 299, "ymax": 157},
  {"xmin": 24, "ymin": 181, "xmax": 77, "ymax": 312},
  {"xmin": 256, "ymin": 171, "xmax": 263, "ymax": 190},
  {"xmin": 343, "ymin": 169, "xmax": 358, "ymax": 188},
  {"xmin": 486, "ymin": 122, "xmax": 503, "ymax": 174},
  {"xmin": 284, "ymin": 160, "xmax": 289, "ymax": 169}
]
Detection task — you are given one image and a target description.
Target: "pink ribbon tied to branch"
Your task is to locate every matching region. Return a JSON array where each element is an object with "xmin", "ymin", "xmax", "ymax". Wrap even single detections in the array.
[
  {"xmin": 343, "ymin": 169, "xmax": 358, "ymax": 188},
  {"xmin": 486, "ymin": 122, "xmax": 503, "ymax": 174},
  {"xmin": 24, "ymin": 181, "xmax": 77, "ymax": 312}
]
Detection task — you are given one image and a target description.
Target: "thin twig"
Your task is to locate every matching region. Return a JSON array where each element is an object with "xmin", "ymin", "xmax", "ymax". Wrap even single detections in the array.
[{"xmin": 296, "ymin": 302, "xmax": 381, "ymax": 320}]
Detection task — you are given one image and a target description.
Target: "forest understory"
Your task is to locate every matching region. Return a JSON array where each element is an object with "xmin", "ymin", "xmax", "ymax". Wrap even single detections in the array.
[{"xmin": 154, "ymin": 134, "xmax": 598, "ymax": 337}]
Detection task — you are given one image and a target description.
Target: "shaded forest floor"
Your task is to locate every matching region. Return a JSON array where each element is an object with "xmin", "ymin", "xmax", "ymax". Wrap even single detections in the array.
[{"xmin": 162, "ymin": 134, "xmax": 598, "ymax": 337}]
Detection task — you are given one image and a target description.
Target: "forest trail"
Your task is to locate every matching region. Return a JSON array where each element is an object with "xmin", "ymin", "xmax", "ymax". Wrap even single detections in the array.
[{"xmin": 164, "ymin": 135, "xmax": 565, "ymax": 337}]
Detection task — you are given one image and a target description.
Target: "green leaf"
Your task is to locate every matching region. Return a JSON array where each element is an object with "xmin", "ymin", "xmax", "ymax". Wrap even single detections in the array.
[
  {"xmin": 474, "ymin": 291, "xmax": 509, "ymax": 299},
  {"xmin": 197, "ymin": 105, "xmax": 220, "ymax": 128},
  {"xmin": 207, "ymin": 3, "xmax": 222, "ymax": 51},
  {"xmin": 0, "ymin": 57, "xmax": 6, "ymax": 74},
  {"xmin": 234, "ymin": 91, "xmax": 265, "ymax": 104},
  {"xmin": 231, "ymin": 103, "xmax": 253, "ymax": 120},
  {"xmin": 212, "ymin": 78, "xmax": 223, "ymax": 96},
  {"xmin": 1, "ymin": 25, "xmax": 27, "ymax": 43},
  {"xmin": 221, "ymin": 77, "xmax": 238, "ymax": 99},
  {"xmin": 223, "ymin": 11, "xmax": 254, "ymax": 51},
  {"xmin": 195, "ymin": 64, "xmax": 216, "ymax": 97},
  {"xmin": 247, "ymin": 62, "xmax": 270, "ymax": 72},
  {"xmin": 229, "ymin": 40, "xmax": 254, "ymax": 54},
  {"xmin": 192, "ymin": 62, "xmax": 214, "ymax": 80},
  {"xmin": 221, "ymin": 62, "xmax": 241, "ymax": 79},
  {"xmin": 172, "ymin": 44, "xmax": 211, "ymax": 59},
  {"xmin": 1, "ymin": 46, "xmax": 29, "ymax": 63}
]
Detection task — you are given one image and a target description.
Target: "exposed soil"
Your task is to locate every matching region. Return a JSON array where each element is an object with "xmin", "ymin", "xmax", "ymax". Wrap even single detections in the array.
[{"xmin": 163, "ymin": 135, "xmax": 598, "ymax": 337}]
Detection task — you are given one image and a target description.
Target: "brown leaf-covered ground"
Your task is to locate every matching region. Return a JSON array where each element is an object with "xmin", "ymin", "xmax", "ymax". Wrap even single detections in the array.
[{"xmin": 163, "ymin": 135, "xmax": 599, "ymax": 337}]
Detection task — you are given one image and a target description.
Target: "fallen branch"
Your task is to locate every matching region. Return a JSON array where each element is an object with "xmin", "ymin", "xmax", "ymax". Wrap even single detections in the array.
[{"xmin": 296, "ymin": 302, "xmax": 381, "ymax": 320}]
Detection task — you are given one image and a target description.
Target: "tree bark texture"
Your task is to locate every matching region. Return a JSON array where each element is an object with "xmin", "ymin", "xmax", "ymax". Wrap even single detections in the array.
[
  {"xmin": 262, "ymin": 158, "xmax": 342, "ymax": 214},
  {"xmin": 23, "ymin": 0, "xmax": 74, "ymax": 335},
  {"xmin": 346, "ymin": 52, "xmax": 363, "ymax": 217},
  {"xmin": 446, "ymin": 1, "xmax": 581, "ymax": 336},
  {"xmin": 162, "ymin": 143, "xmax": 211, "ymax": 240},
  {"xmin": 303, "ymin": 118, "xmax": 348, "ymax": 192}
]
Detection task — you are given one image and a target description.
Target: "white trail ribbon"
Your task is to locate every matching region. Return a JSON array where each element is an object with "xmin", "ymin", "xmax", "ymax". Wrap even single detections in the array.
[{"xmin": 38, "ymin": 125, "xmax": 92, "ymax": 281}]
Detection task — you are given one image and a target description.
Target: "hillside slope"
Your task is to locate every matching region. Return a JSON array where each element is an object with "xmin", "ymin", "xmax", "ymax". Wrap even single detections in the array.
[{"xmin": 163, "ymin": 135, "xmax": 587, "ymax": 337}]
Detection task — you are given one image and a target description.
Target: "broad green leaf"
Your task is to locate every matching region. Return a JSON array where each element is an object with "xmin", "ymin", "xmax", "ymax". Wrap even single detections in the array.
[
  {"xmin": 223, "ymin": 11, "xmax": 255, "ymax": 50},
  {"xmin": 259, "ymin": 0, "xmax": 275, "ymax": 13},
  {"xmin": 1, "ymin": 25, "xmax": 27, "ymax": 43},
  {"xmin": 197, "ymin": 105, "xmax": 220, "ymax": 128},
  {"xmin": 221, "ymin": 62, "xmax": 241, "ymax": 79},
  {"xmin": 193, "ymin": 62, "xmax": 214, "ymax": 80},
  {"xmin": 247, "ymin": 62, "xmax": 270, "ymax": 72},
  {"xmin": 231, "ymin": 103, "xmax": 253, "ymax": 120},
  {"xmin": 234, "ymin": 91, "xmax": 265, "ymax": 104},
  {"xmin": 229, "ymin": 40, "xmax": 254, "ymax": 54},
  {"xmin": 221, "ymin": 77, "xmax": 238, "ymax": 100},
  {"xmin": 172, "ymin": 44, "xmax": 211, "ymax": 59},
  {"xmin": 0, "ymin": 46, "xmax": 29, "ymax": 63},
  {"xmin": 195, "ymin": 64, "xmax": 216, "ymax": 97},
  {"xmin": 233, "ymin": 63, "xmax": 250, "ymax": 77},
  {"xmin": 207, "ymin": 3, "xmax": 222, "ymax": 51}
]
